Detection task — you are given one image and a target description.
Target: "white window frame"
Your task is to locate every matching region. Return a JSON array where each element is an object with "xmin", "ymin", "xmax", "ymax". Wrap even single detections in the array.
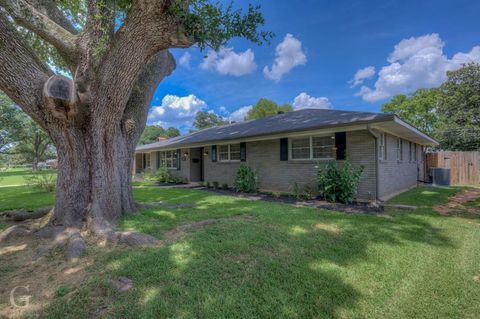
[
  {"xmin": 378, "ymin": 132, "xmax": 386, "ymax": 160},
  {"xmin": 159, "ymin": 150, "xmax": 178, "ymax": 169},
  {"xmin": 218, "ymin": 143, "xmax": 241, "ymax": 162},
  {"xmin": 396, "ymin": 138, "xmax": 403, "ymax": 161},
  {"xmin": 289, "ymin": 135, "xmax": 335, "ymax": 161}
]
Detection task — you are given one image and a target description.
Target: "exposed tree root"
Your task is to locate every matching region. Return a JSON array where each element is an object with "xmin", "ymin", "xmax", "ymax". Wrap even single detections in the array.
[
  {"xmin": 109, "ymin": 231, "xmax": 161, "ymax": 247},
  {"xmin": 1, "ymin": 207, "xmax": 52, "ymax": 222}
]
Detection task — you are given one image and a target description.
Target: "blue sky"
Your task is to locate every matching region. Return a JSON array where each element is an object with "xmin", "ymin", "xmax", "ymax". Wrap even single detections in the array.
[{"xmin": 148, "ymin": 0, "xmax": 480, "ymax": 132}]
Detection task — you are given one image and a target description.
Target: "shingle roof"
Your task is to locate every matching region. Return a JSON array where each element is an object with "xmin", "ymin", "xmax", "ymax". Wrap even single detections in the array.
[{"xmin": 136, "ymin": 108, "xmax": 394, "ymax": 151}]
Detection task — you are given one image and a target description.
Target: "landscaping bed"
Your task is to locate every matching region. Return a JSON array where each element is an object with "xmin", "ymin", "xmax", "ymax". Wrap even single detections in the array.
[{"xmin": 198, "ymin": 186, "xmax": 384, "ymax": 214}]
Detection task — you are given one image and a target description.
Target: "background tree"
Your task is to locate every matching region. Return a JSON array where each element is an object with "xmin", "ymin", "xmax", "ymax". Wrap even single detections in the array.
[
  {"xmin": 381, "ymin": 63, "xmax": 480, "ymax": 151},
  {"xmin": 165, "ymin": 127, "xmax": 181, "ymax": 138},
  {"xmin": 138, "ymin": 125, "xmax": 180, "ymax": 144},
  {"xmin": 1, "ymin": 92, "xmax": 53, "ymax": 167},
  {"xmin": 12, "ymin": 121, "xmax": 54, "ymax": 170},
  {"xmin": 0, "ymin": 92, "xmax": 24, "ymax": 154},
  {"xmin": 245, "ymin": 98, "xmax": 293, "ymax": 120},
  {"xmin": 437, "ymin": 63, "xmax": 480, "ymax": 150},
  {"xmin": 381, "ymin": 88, "xmax": 442, "ymax": 135},
  {"xmin": 193, "ymin": 110, "xmax": 228, "ymax": 130},
  {"xmin": 138, "ymin": 125, "xmax": 166, "ymax": 145},
  {"xmin": 0, "ymin": 0, "xmax": 272, "ymax": 253}
]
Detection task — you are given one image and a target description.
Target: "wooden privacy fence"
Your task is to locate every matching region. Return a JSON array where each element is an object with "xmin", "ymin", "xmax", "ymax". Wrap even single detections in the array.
[{"xmin": 426, "ymin": 151, "xmax": 480, "ymax": 185}]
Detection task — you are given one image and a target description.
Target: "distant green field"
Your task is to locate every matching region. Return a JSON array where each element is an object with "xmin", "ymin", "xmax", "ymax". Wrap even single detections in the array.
[{"xmin": 0, "ymin": 168, "xmax": 57, "ymax": 186}]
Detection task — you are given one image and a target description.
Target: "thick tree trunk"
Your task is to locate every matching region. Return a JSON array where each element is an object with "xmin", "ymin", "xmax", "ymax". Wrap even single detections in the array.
[
  {"xmin": 48, "ymin": 50, "xmax": 175, "ymax": 238},
  {"xmin": 49, "ymin": 124, "xmax": 135, "ymax": 234}
]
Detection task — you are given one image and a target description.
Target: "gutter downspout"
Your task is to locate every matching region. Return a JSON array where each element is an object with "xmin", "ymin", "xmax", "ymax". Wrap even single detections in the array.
[{"xmin": 367, "ymin": 125, "xmax": 380, "ymax": 202}]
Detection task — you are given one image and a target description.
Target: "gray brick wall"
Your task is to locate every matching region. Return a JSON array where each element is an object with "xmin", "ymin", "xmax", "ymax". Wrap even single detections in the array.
[
  {"xmin": 202, "ymin": 130, "xmax": 377, "ymax": 200},
  {"xmin": 378, "ymin": 133, "xmax": 420, "ymax": 200}
]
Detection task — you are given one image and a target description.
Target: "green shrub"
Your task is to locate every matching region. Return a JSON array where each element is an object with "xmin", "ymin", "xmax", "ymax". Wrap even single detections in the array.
[
  {"xmin": 24, "ymin": 171, "xmax": 57, "ymax": 192},
  {"xmin": 154, "ymin": 165, "xmax": 182, "ymax": 184},
  {"xmin": 317, "ymin": 159, "xmax": 363, "ymax": 204},
  {"xmin": 221, "ymin": 183, "xmax": 229, "ymax": 190},
  {"xmin": 205, "ymin": 181, "xmax": 211, "ymax": 188},
  {"xmin": 292, "ymin": 182, "xmax": 316, "ymax": 200},
  {"xmin": 233, "ymin": 164, "xmax": 258, "ymax": 193},
  {"xmin": 213, "ymin": 181, "xmax": 219, "ymax": 189}
]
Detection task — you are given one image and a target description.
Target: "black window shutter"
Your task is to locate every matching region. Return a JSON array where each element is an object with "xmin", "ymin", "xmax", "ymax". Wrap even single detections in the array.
[
  {"xmin": 280, "ymin": 138, "xmax": 288, "ymax": 161},
  {"xmin": 240, "ymin": 142, "xmax": 247, "ymax": 162},
  {"xmin": 211, "ymin": 145, "xmax": 217, "ymax": 162},
  {"xmin": 157, "ymin": 151, "xmax": 160, "ymax": 168},
  {"xmin": 335, "ymin": 132, "xmax": 346, "ymax": 160},
  {"xmin": 177, "ymin": 149, "xmax": 181, "ymax": 170}
]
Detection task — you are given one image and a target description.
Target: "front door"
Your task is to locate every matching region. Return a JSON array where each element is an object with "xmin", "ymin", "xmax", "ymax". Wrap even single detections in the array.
[{"xmin": 189, "ymin": 148, "xmax": 203, "ymax": 182}]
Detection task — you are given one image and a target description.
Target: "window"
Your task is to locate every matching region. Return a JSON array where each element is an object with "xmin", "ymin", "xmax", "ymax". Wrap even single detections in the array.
[
  {"xmin": 291, "ymin": 137, "xmax": 310, "ymax": 159},
  {"xmin": 409, "ymin": 142, "xmax": 413, "ymax": 162},
  {"xmin": 218, "ymin": 144, "xmax": 241, "ymax": 162},
  {"xmin": 413, "ymin": 143, "xmax": 417, "ymax": 161},
  {"xmin": 290, "ymin": 135, "xmax": 334, "ymax": 160},
  {"xmin": 159, "ymin": 150, "xmax": 178, "ymax": 169},
  {"xmin": 379, "ymin": 133, "xmax": 386, "ymax": 160},
  {"xmin": 396, "ymin": 138, "xmax": 403, "ymax": 161},
  {"xmin": 230, "ymin": 144, "xmax": 241, "ymax": 161},
  {"xmin": 219, "ymin": 145, "xmax": 229, "ymax": 161}
]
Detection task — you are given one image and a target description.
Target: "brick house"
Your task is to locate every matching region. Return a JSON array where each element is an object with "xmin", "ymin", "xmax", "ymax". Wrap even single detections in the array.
[{"xmin": 135, "ymin": 109, "xmax": 437, "ymax": 201}]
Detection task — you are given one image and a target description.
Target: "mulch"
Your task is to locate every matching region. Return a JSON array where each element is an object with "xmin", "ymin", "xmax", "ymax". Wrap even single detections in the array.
[{"xmin": 197, "ymin": 187, "xmax": 384, "ymax": 214}]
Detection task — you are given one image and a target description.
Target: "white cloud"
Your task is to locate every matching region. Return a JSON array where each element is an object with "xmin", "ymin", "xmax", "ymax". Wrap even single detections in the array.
[
  {"xmin": 292, "ymin": 92, "xmax": 331, "ymax": 110},
  {"xmin": 218, "ymin": 105, "xmax": 228, "ymax": 115},
  {"xmin": 349, "ymin": 66, "xmax": 375, "ymax": 87},
  {"xmin": 200, "ymin": 47, "xmax": 256, "ymax": 76},
  {"xmin": 264, "ymin": 33, "xmax": 307, "ymax": 82},
  {"xmin": 228, "ymin": 105, "xmax": 252, "ymax": 122},
  {"xmin": 357, "ymin": 33, "xmax": 480, "ymax": 102},
  {"xmin": 179, "ymin": 52, "xmax": 191, "ymax": 69},
  {"xmin": 147, "ymin": 94, "xmax": 207, "ymax": 129}
]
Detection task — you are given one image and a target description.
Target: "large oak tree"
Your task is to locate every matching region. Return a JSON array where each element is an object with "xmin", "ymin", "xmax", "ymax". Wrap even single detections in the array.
[{"xmin": 0, "ymin": 0, "xmax": 270, "ymax": 254}]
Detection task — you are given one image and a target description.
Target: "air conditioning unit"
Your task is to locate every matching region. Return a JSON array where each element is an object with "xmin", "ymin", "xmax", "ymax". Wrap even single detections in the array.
[{"xmin": 430, "ymin": 168, "xmax": 451, "ymax": 186}]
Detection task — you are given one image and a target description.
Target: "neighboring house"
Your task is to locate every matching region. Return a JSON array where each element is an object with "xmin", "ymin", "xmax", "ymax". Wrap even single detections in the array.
[{"xmin": 135, "ymin": 109, "xmax": 437, "ymax": 201}]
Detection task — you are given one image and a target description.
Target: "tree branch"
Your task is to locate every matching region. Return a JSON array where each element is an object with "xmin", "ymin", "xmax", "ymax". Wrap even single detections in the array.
[
  {"xmin": 0, "ymin": 0, "xmax": 78, "ymax": 64},
  {"xmin": 123, "ymin": 50, "xmax": 176, "ymax": 150},
  {"xmin": 27, "ymin": 0, "xmax": 78, "ymax": 34},
  {"xmin": 0, "ymin": 12, "xmax": 52, "ymax": 125}
]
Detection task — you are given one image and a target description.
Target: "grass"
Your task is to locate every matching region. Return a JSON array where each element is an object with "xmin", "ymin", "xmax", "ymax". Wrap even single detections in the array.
[
  {"xmin": 0, "ymin": 167, "xmax": 56, "ymax": 187},
  {"xmin": 0, "ymin": 180, "xmax": 479, "ymax": 318}
]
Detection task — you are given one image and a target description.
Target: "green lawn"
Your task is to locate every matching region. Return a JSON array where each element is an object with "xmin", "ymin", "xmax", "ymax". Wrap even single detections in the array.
[
  {"xmin": 0, "ymin": 167, "xmax": 56, "ymax": 186},
  {"xmin": 1, "ymin": 169, "xmax": 480, "ymax": 318}
]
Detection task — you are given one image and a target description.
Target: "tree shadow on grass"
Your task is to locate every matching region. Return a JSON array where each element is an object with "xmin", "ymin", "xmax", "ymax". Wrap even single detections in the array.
[{"xmin": 37, "ymin": 187, "xmax": 457, "ymax": 318}]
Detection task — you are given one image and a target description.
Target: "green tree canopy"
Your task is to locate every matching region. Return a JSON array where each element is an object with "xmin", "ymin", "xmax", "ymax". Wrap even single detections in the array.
[
  {"xmin": 165, "ymin": 127, "xmax": 181, "ymax": 138},
  {"xmin": 381, "ymin": 88, "xmax": 442, "ymax": 135},
  {"xmin": 245, "ymin": 98, "xmax": 293, "ymax": 120},
  {"xmin": 193, "ymin": 111, "xmax": 228, "ymax": 130},
  {"xmin": 0, "ymin": 92, "xmax": 53, "ymax": 167},
  {"xmin": 0, "ymin": 92, "xmax": 24, "ymax": 153},
  {"xmin": 138, "ymin": 125, "xmax": 180, "ymax": 145},
  {"xmin": 437, "ymin": 63, "xmax": 480, "ymax": 150}
]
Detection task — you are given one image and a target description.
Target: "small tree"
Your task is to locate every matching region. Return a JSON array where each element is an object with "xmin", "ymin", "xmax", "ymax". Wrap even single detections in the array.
[
  {"xmin": 317, "ymin": 160, "xmax": 363, "ymax": 204},
  {"xmin": 233, "ymin": 164, "xmax": 258, "ymax": 193}
]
